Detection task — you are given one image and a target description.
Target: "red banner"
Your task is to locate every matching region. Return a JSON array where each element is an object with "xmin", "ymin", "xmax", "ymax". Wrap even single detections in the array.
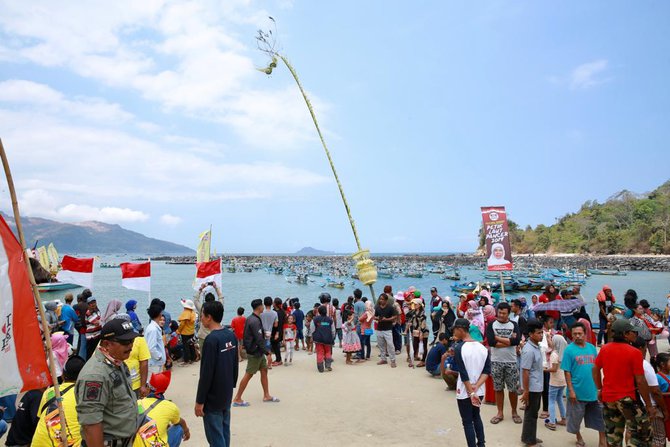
[{"xmin": 481, "ymin": 206, "xmax": 513, "ymax": 272}]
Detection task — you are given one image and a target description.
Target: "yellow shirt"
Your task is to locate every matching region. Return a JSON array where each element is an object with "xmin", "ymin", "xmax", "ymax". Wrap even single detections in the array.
[
  {"xmin": 134, "ymin": 397, "xmax": 181, "ymax": 447},
  {"xmin": 32, "ymin": 383, "xmax": 81, "ymax": 447},
  {"xmin": 177, "ymin": 309, "xmax": 196, "ymax": 336},
  {"xmin": 124, "ymin": 337, "xmax": 151, "ymax": 390}
]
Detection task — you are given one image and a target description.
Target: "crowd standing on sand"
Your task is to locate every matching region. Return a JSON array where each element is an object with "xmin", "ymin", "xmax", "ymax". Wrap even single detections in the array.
[{"xmin": 2, "ymin": 282, "xmax": 670, "ymax": 446}]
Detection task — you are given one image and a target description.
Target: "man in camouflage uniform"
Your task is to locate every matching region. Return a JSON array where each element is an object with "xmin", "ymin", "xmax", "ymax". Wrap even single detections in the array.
[
  {"xmin": 593, "ymin": 319, "xmax": 653, "ymax": 446},
  {"xmin": 76, "ymin": 319, "xmax": 139, "ymax": 447}
]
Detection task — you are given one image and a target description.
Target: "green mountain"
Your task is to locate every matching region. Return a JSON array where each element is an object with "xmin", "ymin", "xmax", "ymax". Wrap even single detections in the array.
[
  {"xmin": 1, "ymin": 212, "xmax": 194, "ymax": 254},
  {"xmin": 479, "ymin": 180, "xmax": 670, "ymax": 254}
]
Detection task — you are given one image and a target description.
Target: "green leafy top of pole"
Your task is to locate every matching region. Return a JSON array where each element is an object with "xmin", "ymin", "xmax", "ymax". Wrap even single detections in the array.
[{"xmin": 255, "ymin": 18, "xmax": 378, "ymax": 292}]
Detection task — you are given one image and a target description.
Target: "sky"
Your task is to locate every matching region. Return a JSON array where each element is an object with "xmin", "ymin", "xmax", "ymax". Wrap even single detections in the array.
[{"xmin": 0, "ymin": 1, "xmax": 668, "ymax": 253}]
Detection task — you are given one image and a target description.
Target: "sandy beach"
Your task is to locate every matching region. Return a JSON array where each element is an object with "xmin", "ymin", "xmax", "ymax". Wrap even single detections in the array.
[{"xmin": 167, "ymin": 345, "xmax": 601, "ymax": 447}]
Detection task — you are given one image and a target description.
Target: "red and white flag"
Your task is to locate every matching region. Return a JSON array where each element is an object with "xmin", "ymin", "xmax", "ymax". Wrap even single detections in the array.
[
  {"xmin": 194, "ymin": 259, "xmax": 221, "ymax": 290},
  {"xmin": 120, "ymin": 262, "xmax": 151, "ymax": 292},
  {"xmin": 56, "ymin": 255, "xmax": 94, "ymax": 288},
  {"xmin": 0, "ymin": 215, "xmax": 51, "ymax": 396}
]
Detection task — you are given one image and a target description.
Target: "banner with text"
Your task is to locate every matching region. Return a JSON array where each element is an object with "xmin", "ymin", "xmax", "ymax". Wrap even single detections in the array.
[{"xmin": 481, "ymin": 206, "xmax": 514, "ymax": 272}]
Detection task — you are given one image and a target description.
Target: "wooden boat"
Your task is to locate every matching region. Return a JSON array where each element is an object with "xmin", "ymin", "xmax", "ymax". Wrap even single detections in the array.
[
  {"xmin": 100, "ymin": 262, "xmax": 120, "ymax": 268},
  {"xmin": 378, "ymin": 271, "xmax": 395, "ymax": 279},
  {"xmin": 588, "ymin": 269, "xmax": 627, "ymax": 276},
  {"xmin": 442, "ymin": 273, "xmax": 461, "ymax": 281},
  {"xmin": 404, "ymin": 272, "xmax": 423, "ymax": 278},
  {"xmin": 327, "ymin": 281, "xmax": 345, "ymax": 289},
  {"xmin": 38, "ymin": 282, "xmax": 81, "ymax": 293},
  {"xmin": 450, "ymin": 282, "xmax": 478, "ymax": 293}
]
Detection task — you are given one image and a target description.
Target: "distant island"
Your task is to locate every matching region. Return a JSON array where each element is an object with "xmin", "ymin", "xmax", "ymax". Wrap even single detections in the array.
[
  {"xmin": 295, "ymin": 246, "xmax": 335, "ymax": 256},
  {"xmin": 479, "ymin": 179, "xmax": 670, "ymax": 255},
  {"xmin": 1, "ymin": 212, "xmax": 194, "ymax": 254}
]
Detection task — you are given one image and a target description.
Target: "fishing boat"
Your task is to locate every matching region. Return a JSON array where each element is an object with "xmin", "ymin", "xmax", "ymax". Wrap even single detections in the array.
[
  {"xmin": 100, "ymin": 262, "xmax": 120, "ymax": 268},
  {"xmin": 226, "ymin": 266, "xmax": 236, "ymax": 273},
  {"xmin": 442, "ymin": 272, "xmax": 461, "ymax": 281},
  {"xmin": 38, "ymin": 282, "xmax": 81, "ymax": 293},
  {"xmin": 378, "ymin": 271, "xmax": 395, "ymax": 279},
  {"xmin": 450, "ymin": 281, "xmax": 478, "ymax": 294},
  {"xmin": 588, "ymin": 269, "xmax": 627, "ymax": 276},
  {"xmin": 404, "ymin": 272, "xmax": 423, "ymax": 279},
  {"xmin": 327, "ymin": 281, "xmax": 345, "ymax": 289}
]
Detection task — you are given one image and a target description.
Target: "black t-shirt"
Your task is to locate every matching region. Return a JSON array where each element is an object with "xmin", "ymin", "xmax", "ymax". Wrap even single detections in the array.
[
  {"xmin": 196, "ymin": 328, "xmax": 239, "ymax": 411},
  {"xmin": 375, "ymin": 305, "xmax": 397, "ymax": 331},
  {"xmin": 6, "ymin": 389, "xmax": 43, "ymax": 445}
]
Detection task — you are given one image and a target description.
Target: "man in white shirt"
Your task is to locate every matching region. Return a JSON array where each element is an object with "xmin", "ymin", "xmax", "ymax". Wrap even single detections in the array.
[
  {"xmin": 452, "ymin": 318, "xmax": 491, "ymax": 447},
  {"xmin": 145, "ymin": 304, "xmax": 166, "ymax": 375}
]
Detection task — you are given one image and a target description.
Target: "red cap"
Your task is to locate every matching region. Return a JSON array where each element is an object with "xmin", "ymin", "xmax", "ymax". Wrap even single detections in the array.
[{"xmin": 150, "ymin": 370, "xmax": 172, "ymax": 394}]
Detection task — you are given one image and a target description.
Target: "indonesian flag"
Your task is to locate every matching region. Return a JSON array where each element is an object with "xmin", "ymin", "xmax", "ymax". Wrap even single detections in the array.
[
  {"xmin": 120, "ymin": 262, "xmax": 151, "ymax": 292},
  {"xmin": 0, "ymin": 214, "xmax": 51, "ymax": 396},
  {"xmin": 56, "ymin": 255, "xmax": 94, "ymax": 288},
  {"xmin": 194, "ymin": 259, "xmax": 221, "ymax": 290}
]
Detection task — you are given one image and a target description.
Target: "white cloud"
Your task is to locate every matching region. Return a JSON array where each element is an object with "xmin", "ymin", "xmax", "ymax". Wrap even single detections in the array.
[
  {"xmin": 569, "ymin": 59, "xmax": 609, "ymax": 90},
  {"xmin": 160, "ymin": 214, "xmax": 182, "ymax": 226},
  {"xmin": 0, "ymin": 79, "xmax": 133, "ymax": 123},
  {"xmin": 19, "ymin": 189, "xmax": 149, "ymax": 223},
  {"xmin": 0, "ymin": 1, "xmax": 321, "ymax": 151}
]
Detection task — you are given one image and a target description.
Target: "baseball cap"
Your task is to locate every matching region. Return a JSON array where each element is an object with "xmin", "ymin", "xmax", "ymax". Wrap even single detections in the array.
[
  {"xmin": 86, "ymin": 296, "xmax": 97, "ymax": 303},
  {"xmin": 100, "ymin": 319, "xmax": 138, "ymax": 342},
  {"xmin": 430, "ymin": 287, "xmax": 437, "ymax": 293},
  {"xmin": 451, "ymin": 318, "xmax": 470, "ymax": 331},
  {"xmin": 611, "ymin": 319, "xmax": 639, "ymax": 335}
]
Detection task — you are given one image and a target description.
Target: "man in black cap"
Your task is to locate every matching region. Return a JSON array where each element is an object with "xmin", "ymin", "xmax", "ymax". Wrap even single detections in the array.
[
  {"xmin": 75, "ymin": 319, "xmax": 139, "ymax": 447},
  {"xmin": 451, "ymin": 318, "xmax": 491, "ymax": 447}
]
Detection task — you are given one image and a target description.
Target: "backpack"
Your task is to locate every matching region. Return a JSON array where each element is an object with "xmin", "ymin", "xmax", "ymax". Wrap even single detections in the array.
[
  {"xmin": 40, "ymin": 384, "xmax": 75, "ymax": 446},
  {"xmin": 136, "ymin": 398, "xmax": 166, "ymax": 446}
]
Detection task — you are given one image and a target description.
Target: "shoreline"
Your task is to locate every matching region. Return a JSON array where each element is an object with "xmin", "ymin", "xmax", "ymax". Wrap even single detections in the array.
[{"xmin": 151, "ymin": 253, "xmax": 670, "ymax": 272}]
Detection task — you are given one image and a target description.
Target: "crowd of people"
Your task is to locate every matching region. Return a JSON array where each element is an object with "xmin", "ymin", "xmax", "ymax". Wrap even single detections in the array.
[{"xmin": 1, "ymin": 282, "xmax": 669, "ymax": 446}]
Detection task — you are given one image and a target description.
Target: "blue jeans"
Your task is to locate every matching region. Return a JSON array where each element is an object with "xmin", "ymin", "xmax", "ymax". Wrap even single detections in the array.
[
  {"xmin": 457, "ymin": 398, "xmax": 485, "ymax": 447},
  {"xmin": 0, "ymin": 419, "xmax": 7, "ymax": 439},
  {"xmin": 548, "ymin": 385, "xmax": 566, "ymax": 424},
  {"xmin": 0, "ymin": 395, "xmax": 16, "ymax": 421},
  {"xmin": 359, "ymin": 334, "xmax": 371, "ymax": 359},
  {"xmin": 168, "ymin": 424, "xmax": 184, "ymax": 447},
  {"xmin": 203, "ymin": 407, "xmax": 231, "ymax": 447}
]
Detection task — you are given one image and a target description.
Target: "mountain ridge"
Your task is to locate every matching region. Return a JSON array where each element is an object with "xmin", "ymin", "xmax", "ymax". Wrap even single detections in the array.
[{"xmin": 0, "ymin": 211, "xmax": 194, "ymax": 254}]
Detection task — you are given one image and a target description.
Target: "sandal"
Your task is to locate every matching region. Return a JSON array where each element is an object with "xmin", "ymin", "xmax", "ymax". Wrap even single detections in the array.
[
  {"xmin": 544, "ymin": 422, "xmax": 556, "ymax": 431},
  {"xmin": 557, "ymin": 419, "xmax": 567, "ymax": 426},
  {"xmin": 539, "ymin": 411, "xmax": 549, "ymax": 419},
  {"xmin": 576, "ymin": 441, "xmax": 586, "ymax": 447},
  {"xmin": 512, "ymin": 414, "xmax": 523, "ymax": 424},
  {"xmin": 490, "ymin": 416, "xmax": 504, "ymax": 424},
  {"xmin": 232, "ymin": 401, "xmax": 250, "ymax": 407},
  {"xmin": 263, "ymin": 397, "xmax": 280, "ymax": 403}
]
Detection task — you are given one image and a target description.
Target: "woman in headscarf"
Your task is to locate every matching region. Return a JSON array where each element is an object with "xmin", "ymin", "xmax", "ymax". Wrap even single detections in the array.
[
  {"xmin": 177, "ymin": 299, "xmax": 197, "ymax": 365},
  {"xmin": 358, "ymin": 300, "xmax": 374, "ymax": 360},
  {"xmin": 102, "ymin": 299, "xmax": 123, "ymax": 325},
  {"xmin": 546, "ymin": 334, "xmax": 568, "ymax": 430},
  {"xmin": 577, "ymin": 317, "xmax": 593, "ymax": 344},
  {"xmin": 51, "ymin": 333, "xmax": 71, "ymax": 382},
  {"xmin": 407, "ymin": 299, "xmax": 429, "ymax": 367},
  {"xmin": 437, "ymin": 299, "xmax": 456, "ymax": 340},
  {"xmin": 539, "ymin": 284, "xmax": 561, "ymax": 329},
  {"xmin": 487, "ymin": 242, "xmax": 512, "ymax": 267},
  {"xmin": 466, "ymin": 300, "xmax": 484, "ymax": 342},
  {"xmin": 44, "ymin": 301, "xmax": 60, "ymax": 332},
  {"xmin": 125, "ymin": 300, "xmax": 143, "ymax": 334}
]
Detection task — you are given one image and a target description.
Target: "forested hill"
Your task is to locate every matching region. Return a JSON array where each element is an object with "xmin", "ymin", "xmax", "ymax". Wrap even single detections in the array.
[{"xmin": 479, "ymin": 180, "xmax": 670, "ymax": 255}]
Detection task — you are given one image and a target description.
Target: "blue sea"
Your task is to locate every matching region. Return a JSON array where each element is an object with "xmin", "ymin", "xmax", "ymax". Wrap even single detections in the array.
[{"xmin": 41, "ymin": 257, "xmax": 670, "ymax": 328}]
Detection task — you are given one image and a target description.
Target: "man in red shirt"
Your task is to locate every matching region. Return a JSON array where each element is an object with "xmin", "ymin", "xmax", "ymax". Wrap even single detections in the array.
[
  {"xmin": 593, "ymin": 319, "xmax": 653, "ymax": 446},
  {"xmin": 230, "ymin": 307, "xmax": 246, "ymax": 362}
]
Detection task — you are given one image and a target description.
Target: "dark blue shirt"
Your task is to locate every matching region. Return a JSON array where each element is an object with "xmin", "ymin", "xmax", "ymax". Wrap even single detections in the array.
[
  {"xmin": 425, "ymin": 343, "xmax": 448, "ymax": 372},
  {"xmin": 292, "ymin": 309, "xmax": 305, "ymax": 329},
  {"xmin": 196, "ymin": 328, "xmax": 239, "ymax": 411}
]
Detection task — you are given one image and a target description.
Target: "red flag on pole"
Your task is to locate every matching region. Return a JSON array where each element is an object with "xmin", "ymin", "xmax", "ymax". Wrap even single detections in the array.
[
  {"xmin": 194, "ymin": 259, "xmax": 222, "ymax": 290},
  {"xmin": 56, "ymin": 255, "xmax": 94, "ymax": 288},
  {"xmin": 0, "ymin": 214, "xmax": 51, "ymax": 396},
  {"xmin": 120, "ymin": 262, "xmax": 151, "ymax": 292}
]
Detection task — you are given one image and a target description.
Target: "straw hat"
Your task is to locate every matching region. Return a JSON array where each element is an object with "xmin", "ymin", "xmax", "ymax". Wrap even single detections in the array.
[{"xmin": 181, "ymin": 299, "xmax": 195, "ymax": 310}]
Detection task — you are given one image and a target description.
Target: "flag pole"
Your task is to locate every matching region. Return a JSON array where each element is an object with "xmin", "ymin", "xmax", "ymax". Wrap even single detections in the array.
[
  {"xmin": 0, "ymin": 138, "xmax": 68, "ymax": 447},
  {"xmin": 499, "ymin": 272, "xmax": 507, "ymax": 303},
  {"xmin": 148, "ymin": 257, "xmax": 152, "ymax": 307}
]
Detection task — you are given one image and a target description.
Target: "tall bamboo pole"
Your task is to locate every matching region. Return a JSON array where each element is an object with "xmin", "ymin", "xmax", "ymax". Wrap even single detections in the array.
[
  {"xmin": 276, "ymin": 54, "xmax": 377, "ymax": 303},
  {"xmin": 0, "ymin": 138, "xmax": 68, "ymax": 447}
]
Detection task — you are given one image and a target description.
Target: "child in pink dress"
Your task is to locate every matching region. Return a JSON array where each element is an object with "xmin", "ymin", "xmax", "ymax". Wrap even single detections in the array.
[{"xmin": 342, "ymin": 311, "xmax": 362, "ymax": 365}]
